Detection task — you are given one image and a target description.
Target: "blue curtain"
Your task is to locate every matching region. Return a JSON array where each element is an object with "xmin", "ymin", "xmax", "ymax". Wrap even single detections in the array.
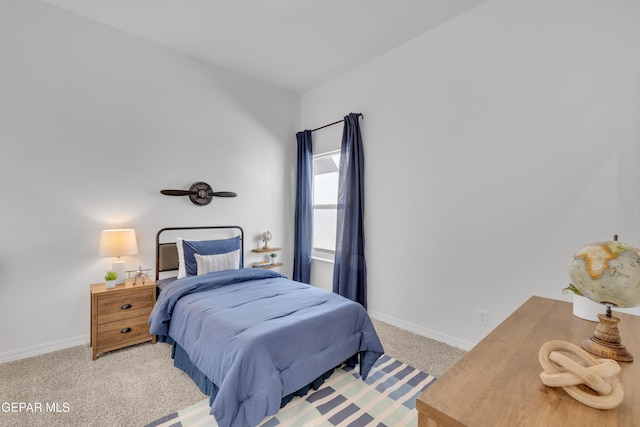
[
  {"xmin": 293, "ymin": 130, "xmax": 313, "ymax": 283},
  {"xmin": 332, "ymin": 113, "xmax": 367, "ymax": 308}
]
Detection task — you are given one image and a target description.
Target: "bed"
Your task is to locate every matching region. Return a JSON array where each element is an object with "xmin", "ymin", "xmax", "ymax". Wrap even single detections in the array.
[{"xmin": 148, "ymin": 226, "xmax": 384, "ymax": 427}]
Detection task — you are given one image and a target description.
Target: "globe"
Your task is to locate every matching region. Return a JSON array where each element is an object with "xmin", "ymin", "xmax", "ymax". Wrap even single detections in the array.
[
  {"xmin": 261, "ymin": 231, "xmax": 272, "ymax": 249},
  {"xmin": 569, "ymin": 240, "xmax": 640, "ymax": 308}
]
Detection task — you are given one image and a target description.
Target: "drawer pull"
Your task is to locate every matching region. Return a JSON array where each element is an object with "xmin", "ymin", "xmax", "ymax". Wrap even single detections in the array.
[
  {"xmin": 120, "ymin": 304, "xmax": 133, "ymax": 310},
  {"xmin": 120, "ymin": 327, "xmax": 132, "ymax": 334}
]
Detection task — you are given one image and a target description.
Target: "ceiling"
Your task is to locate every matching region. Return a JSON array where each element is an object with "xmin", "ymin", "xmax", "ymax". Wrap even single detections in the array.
[{"xmin": 42, "ymin": 0, "xmax": 486, "ymax": 94}]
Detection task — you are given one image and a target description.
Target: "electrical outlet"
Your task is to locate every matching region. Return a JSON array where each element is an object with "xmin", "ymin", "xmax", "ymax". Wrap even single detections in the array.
[{"xmin": 478, "ymin": 309, "xmax": 489, "ymax": 326}]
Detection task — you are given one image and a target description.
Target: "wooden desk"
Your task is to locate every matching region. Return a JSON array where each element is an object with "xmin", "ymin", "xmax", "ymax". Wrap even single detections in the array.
[{"xmin": 417, "ymin": 296, "xmax": 639, "ymax": 426}]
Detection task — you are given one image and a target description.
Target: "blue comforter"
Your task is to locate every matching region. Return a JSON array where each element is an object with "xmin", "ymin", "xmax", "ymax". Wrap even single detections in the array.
[{"xmin": 148, "ymin": 268, "xmax": 383, "ymax": 427}]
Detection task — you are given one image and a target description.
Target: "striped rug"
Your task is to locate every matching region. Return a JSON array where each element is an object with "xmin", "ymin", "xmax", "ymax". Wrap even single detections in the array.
[{"xmin": 146, "ymin": 355, "xmax": 436, "ymax": 427}]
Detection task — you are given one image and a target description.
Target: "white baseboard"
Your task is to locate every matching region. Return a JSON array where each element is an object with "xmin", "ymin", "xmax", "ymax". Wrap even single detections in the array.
[
  {"xmin": 0, "ymin": 335, "xmax": 89, "ymax": 364},
  {"xmin": 0, "ymin": 313, "xmax": 477, "ymax": 363},
  {"xmin": 368, "ymin": 310, "xmax": 476, "ymax": 352}
]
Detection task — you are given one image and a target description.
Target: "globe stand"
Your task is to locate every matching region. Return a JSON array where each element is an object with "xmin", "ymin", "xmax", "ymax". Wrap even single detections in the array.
[{"xmin": 581, "ymin": 305, "xmax": 633, "ymax": 362}]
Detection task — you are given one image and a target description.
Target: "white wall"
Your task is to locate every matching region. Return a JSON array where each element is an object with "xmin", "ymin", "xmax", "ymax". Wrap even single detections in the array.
[
  {"xmin": 0, "ymin": 0, "xmax": 299, "ymax": 361},
  {"xmin": 302, "ymin": 0, "xmax": 640, "ymax": 349}
]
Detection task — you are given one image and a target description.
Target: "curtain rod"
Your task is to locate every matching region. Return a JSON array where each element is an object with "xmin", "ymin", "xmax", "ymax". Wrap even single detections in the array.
[{"xmin": 311, "ymin": 113, "xmax": 363, "ymax": 133}]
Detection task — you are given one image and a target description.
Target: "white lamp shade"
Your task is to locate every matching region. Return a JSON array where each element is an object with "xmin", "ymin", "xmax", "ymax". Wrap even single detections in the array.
[
  {"xmin": 99, "ymin": 229, "xmax": 138, "ymax": 285},
  {"xmin": 99, "ymin": 229, "xmax": 138, "ymax": 257}
]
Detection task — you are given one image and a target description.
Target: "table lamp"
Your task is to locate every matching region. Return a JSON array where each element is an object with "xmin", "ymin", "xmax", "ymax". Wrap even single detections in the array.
[
  {"xmin": 568, "ymin": 235, "xmax": 640, "ymax": 362},
  {"xmin": 99, "ymin": 229, "xmax": 138, "ymax": 284}
]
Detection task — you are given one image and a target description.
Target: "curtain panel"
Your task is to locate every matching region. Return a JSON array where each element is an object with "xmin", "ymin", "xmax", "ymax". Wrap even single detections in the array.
[
  {"xmin": 332, "ymin": 113, "xmax": 367, "ymax": 308},
  {"xmin": 293, "ymin": 130, "xmax": 313, "ymax": 283}
]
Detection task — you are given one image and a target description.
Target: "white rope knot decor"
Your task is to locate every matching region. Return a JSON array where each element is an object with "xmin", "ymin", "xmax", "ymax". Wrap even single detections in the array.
[{"xmin": 538, "ymin": 340, "xmax": 624, "ymax": 409}]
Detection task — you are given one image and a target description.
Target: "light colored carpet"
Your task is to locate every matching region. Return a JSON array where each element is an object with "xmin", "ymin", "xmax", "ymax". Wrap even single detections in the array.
[
  {"xmin": 370, "ymin": 319, "xmax": 467, "ymax": 379},
  {"xmin": 0, "ymin": 319, "xmax": 465, "ymax": 427}
]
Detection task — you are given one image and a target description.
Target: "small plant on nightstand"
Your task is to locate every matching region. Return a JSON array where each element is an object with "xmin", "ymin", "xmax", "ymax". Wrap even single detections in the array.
[
  {"xmin": 269, "ymin": 253, "xmax": 277, "ymax": 265},
  {"xmin": 104, "ymin": 270, "xmax": 117, "ymax": 289}
]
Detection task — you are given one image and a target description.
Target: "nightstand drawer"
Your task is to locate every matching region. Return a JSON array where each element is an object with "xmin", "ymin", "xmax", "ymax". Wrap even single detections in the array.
[
  {"xmin": 96, "ymin": 315, "xmax": 152, "ymax": 350},
  {"xmin": 96, "ymin": 289, "xmax": 154, "ymax": 324}
]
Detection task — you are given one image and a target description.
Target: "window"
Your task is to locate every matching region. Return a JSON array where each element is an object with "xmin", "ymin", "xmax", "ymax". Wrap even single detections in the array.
[{"xmin": 312, "ymin": 151, "xmax": 340, "ymax": 261}]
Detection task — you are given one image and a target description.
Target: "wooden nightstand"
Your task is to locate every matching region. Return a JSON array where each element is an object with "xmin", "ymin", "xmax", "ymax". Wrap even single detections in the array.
[{"xmin": 90, "ymin": 279, "xmax": 156, "ymax": 360}]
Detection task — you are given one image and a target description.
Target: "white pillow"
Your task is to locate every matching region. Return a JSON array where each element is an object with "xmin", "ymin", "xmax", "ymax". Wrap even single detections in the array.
[
  {"xmin": 195, "ymin": 250, "xmax": 241, "ymax": 275},
  {"xmin": 176, "ymin": 238, "xmax": 186, "ymax": 279}
]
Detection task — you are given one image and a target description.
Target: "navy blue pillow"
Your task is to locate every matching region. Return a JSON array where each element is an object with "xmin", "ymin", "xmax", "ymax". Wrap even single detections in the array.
[{"xmin": 182, "ymin": 236, "xmax": 241, "ymax": 276}]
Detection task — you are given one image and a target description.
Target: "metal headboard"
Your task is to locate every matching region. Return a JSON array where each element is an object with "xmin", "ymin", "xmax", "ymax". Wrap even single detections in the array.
[{"xmin": 155, "ymin": 225, "xmax": 244, "ymax": 280}]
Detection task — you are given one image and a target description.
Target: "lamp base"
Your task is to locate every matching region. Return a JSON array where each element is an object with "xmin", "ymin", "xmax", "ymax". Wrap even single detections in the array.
[
  {"xmin": 581, "ymin": 313, "xmax": 633, "ymax": 362},
  {"xmin": 112, "ymin": 260, "xmax": 126, "ymax": 285}
]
